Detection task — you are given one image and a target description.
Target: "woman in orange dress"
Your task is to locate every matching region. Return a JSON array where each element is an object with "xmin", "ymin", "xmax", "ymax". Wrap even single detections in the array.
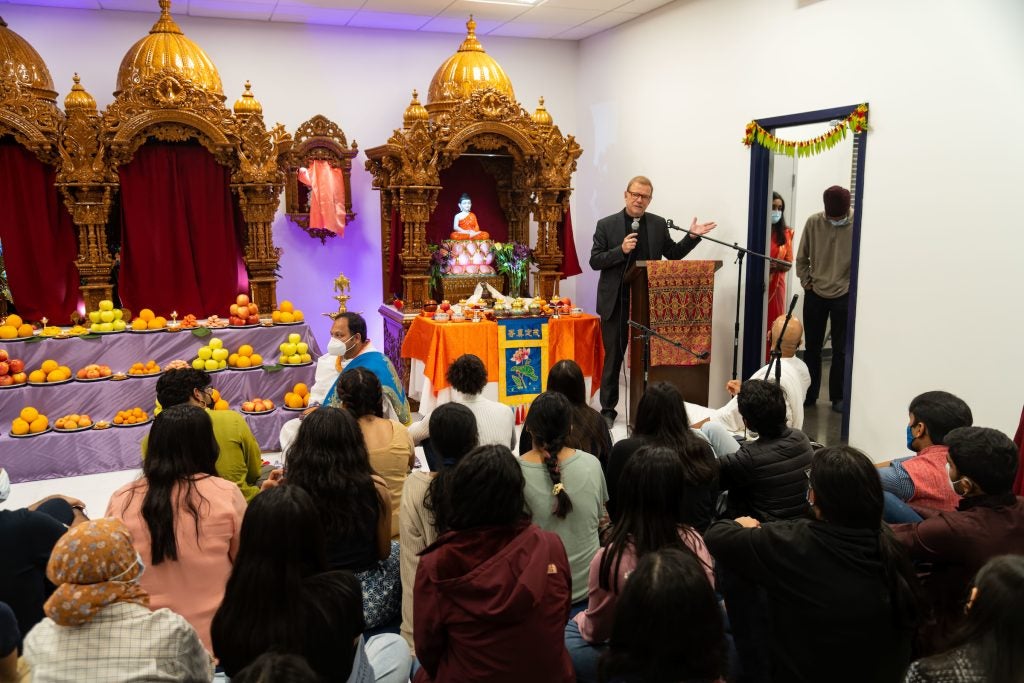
[{"xmin": 766, "ymin": 191, "xmax": 794, "ymax": 360}]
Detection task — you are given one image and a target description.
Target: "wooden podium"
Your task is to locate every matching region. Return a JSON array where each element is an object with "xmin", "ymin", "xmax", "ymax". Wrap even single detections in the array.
[{"xmin": 625, "ymin": 260, "xmax": 722, "ymax": 428}]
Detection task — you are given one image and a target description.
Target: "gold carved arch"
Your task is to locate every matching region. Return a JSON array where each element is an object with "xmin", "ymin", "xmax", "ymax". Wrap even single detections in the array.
[{"xmin": 104, "ymin": 110, "xmax": 236, "ymax": 169}]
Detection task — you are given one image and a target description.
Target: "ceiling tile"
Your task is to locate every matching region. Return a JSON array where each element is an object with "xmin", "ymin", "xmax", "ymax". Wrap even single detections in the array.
[
  {"xmin": 346, "ymin": 9, "xmax": 433, "ymax": 30},
  {"xmin": 614, "ymin": 0, "xmax": 674, "ymax": 13},
  {"xmin": 270, "ymin": 4, "xmax": 357, "ymax": 25},
  {"xmin": 98, "ymin": 0, "xmax": 166, "ymax": 10},
  {"xmin": 187, "ymin": 0, "xmax": 273, "ymax": 20},
  {"xmin": 7, "ymin": 0, "xmax": 101, "ymax": 9},
  {"xmin": 549, "ymin": 24, "xmax": 596, "ymax": 40},
  {"xmin": 360, "ymin": 0, "xmax": 450, "ymax": 13},
  {"xmin": 487, "ymin": 20, "xmax": 572, "ymax": 39},
  {"xmin": 443, "ymin": 0, "xmax": 529, "ymax": 22},
  {"xmin": 513, "ymin": 4, "xmax": 592, "ymax": 24},
  {"xmin": 419, "ymin": 15, "xmax": 506, "ymax": 35},
  {"xmin": 541, "ymin": 0, "xmax": 633, "ymax": 10},
  {"xmin": 266, "ymin": 0, "xmax": 361, "ymax": 7}
]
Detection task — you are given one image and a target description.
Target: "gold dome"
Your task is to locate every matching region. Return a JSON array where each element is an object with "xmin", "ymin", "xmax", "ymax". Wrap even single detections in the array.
[
  {"xmin": 233, "ymin": 80, "xmax": 262, "ymax": 116},
  {"xmin": 403, "ymin": 89, "xmax": 428, "ymax": 127},
  {"xmin": 0, "ymin": 15, "xmax": 58, "ymax": 102},
  {"xmin": 426, "ymin": 16, "xmax": 514, "ymax": 113},
  {"xmin": 115, "ymin": 0, "xmax": 223, "ymax": 97},
  {"xmin": 532, "ymin": 96, "xmax": 553, "ymax": 128},
  {"xmin": 64, "ymin": 73, "xmax": 97, "ymax": 113}
]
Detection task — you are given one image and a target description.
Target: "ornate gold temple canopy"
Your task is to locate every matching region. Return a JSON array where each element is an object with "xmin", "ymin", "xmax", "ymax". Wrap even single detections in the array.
[
  {"xmin": 365, "ymin": 17, "xmax": 582, "ymax": 309},
  {"xmin": 0, "ymin": 15, "xmax": 62, "ymax": 163}
]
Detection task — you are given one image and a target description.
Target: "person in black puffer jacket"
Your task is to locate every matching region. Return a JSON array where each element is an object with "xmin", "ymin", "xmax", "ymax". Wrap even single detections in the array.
[{"xmin": 717, "ymin": 379, "xmax": 814, "ymax": 522}]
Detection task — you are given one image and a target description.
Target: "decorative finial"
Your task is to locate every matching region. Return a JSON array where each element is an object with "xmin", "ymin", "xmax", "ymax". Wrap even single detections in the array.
[
  {"xmin": 403, "ymin": 88, "xmax": 429, "ymax": 126},
  {"xmin": 233, "ymin": 80, "xmax": 262, "ymax": 115},
  {"xmin": 533, "ymin": 96, "xmax": 553, "ymax": 127},
  {"xmin": 151, "ymin": 0, "xmax": 183, "ymax": 35},
  {"xmin": 459, "ymin": 15, "xmax": 483, "ymax": 52},
  {"xmin": 65, "ymin": 72, "xmax": 97, "ymax": 112}
]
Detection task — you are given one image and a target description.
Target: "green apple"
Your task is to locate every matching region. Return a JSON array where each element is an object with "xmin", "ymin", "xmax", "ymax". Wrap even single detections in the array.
[
  {"xmin": 197, "ymin": 347, "xmax": 213, "ymax": 360},
  {"xmin": 278, "ymin": 354, "xmax": 289, "ymax": 364},
  {"xmin": 288, "ymin": 333, "xmax": 301, "ymax": 344},
  {"xmin": 99, "ymin": 322, "xmax": 113, "ymax": 332},
  {"xmin": 98, "ymin": 300, "xmax": 114, "ymax": 311},
  {"xmin": 300, "ymin": 353, "xmax": 312, "ymax": 363},
  {"xmin": 90, "ymin": 322, "xmax": 102, "ymax": 332},
  {"xmin": 114, "ymin": 309, "xmax": 124, "ymax": 321},
  {"xmin": 204, "ymin": 359, "xmax": 219, "ymax": 372},
  {"xmin": 112, "ymin": 320, "xmax": 127, "ymax": 331},
  {"xmin": 296, "ymin": 342, "xmax": 309, "ymax": 355},
  {"xmin": 218, "ymin": 360, "xmax": 227, "ymax": 369},
  {"xmin": 288, "ymin": 354, "xmax": 301, "ymax": 365},
  {"xmin": 280, "ymin": 343, "xmax": 297, "ymax": 356},
  {"xmin": 211, "ymin": 348, "xmax": 229, "ymax": 362},
  {"xmin": 99, "ymin": 310, "xmax": 114, "ymax": 323},
  {"xmin": 192, "ymin": 358, "xmax": 205, "ymax": 370},
  {"xmin": 88, "ymin": 311, "xmax": 102, "ymax": 324},
  {"xmin": 209, "ymin": 337, "xmax": 224, "ymax": 350}
]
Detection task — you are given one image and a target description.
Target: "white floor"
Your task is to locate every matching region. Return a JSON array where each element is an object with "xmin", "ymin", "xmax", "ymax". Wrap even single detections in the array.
[{"xmin": 2, "ymin": 382, "xmax": 634, "ymax": 516}]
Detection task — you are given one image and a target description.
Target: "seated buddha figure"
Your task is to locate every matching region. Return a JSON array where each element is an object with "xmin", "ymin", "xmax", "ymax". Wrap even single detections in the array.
[{"xmin": 450, "ymin": 193, "xmax": 491, "ymax": 240}]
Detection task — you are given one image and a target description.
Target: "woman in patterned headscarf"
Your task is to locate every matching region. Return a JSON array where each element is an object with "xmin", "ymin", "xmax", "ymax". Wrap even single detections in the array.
[{"xmin": 22, "ymin": 518, "xmax": 213, "ymax": 682}]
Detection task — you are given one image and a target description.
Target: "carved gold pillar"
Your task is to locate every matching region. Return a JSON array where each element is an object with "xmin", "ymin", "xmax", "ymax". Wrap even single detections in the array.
[
  {"xmin": 235, "ymin": 183, "xmax": 282, "ymax": 312},
  {"xmin": 380, "ymin": 190, "xmax": 394, "ymax": 300},
  {"xmin": 506, "ymin": 190, "xmax": 532, "ymax": 246},
  {"xmin": 532, "ymin": 190, "xmax": 565, "ymax": 299},
  {"xmin": 60, "ymin": 185, "xmax": 115, "ymax": 311},
  {"xmin": 397, "ymin": 187, "xmax": 440, "ymax": 309}
]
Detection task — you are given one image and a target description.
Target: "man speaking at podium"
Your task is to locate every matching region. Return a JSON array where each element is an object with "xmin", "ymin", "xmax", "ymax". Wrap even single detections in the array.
[{"xmin": 590, "ymin": 175, "xmax": 717, "ymax": 428}]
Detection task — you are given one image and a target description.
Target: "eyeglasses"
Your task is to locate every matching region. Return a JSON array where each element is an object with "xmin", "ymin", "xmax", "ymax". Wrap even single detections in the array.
[{"xmin": 627, "ymin": 191, "xmax": 652, "ymax": 201}]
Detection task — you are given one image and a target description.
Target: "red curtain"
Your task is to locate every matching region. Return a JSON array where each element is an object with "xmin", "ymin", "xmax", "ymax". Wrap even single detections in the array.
[
  {"xmin": 0, "ymin": 140, "xmax": 79, "ymax": 321},
  {"xmin": 427, "ymin": 157, "xmax": 510, "ymax": 244},
  {"xmin": 118, "ymin": 143, "xmax": 247, "ymax": 317},
  {"xmin": 561, "ymin": 208, "xmax": 582, "ymax": 278}
]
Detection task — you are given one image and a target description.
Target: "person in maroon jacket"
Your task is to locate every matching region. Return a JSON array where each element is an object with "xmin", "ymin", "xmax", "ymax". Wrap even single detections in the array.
[
  {"xmin": 413, "ymin": 444, "xmax": 574, "ymax": 683},
  {"xmin": 892, "ymin": 426, "xmax": 1024, "ymax": 651}
]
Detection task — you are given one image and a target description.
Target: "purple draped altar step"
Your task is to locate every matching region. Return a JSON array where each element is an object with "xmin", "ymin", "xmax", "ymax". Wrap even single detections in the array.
[{"xmin": 0, "ymin": 325, "xmax": 320, "ymax": 483}]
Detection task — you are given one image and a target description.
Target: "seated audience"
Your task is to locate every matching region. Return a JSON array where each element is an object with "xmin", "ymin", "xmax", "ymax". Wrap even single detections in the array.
[
  {"xmin": 0, "ymin": 468, "xmax": 85, "ymax": 642},
  {"xmin": 709, "ymin": 379, "xmax": 813, "ymax": 522},
  {"xmin": 399, "ymin": 403, "xmax": 479, "ymax": 650},
  {"xmin": 519, "ymin": 391, "xmax": 608, "ymax": 606},
  {"xmin": 107, "ymin": 404, "xmax": 245, "ymax": 652},
  {"xmin": 334, "ymin": 367, "xmax": 415, "ymax": 538},
  {"xmin": 705, "ymin": 445, "xmax": 919, "ymax": 683},
  {"xmin": 565, "ymin": 447, "xmax": 715, "ymax": 683},
  {"xmin": 152, "ymin": 368, "xmax": 264, "ymax": 501},
  {"xmin": 599, "ymin": 548, "xmax": 728, "ymax": 683},
  {"xmin": 904, "ymin": 554, "xmax": 1024, "ymax": 683},
  {"xmin": 0, "ymin": 602, "xmax": 18, "ymax": 681},
  {"xmin": 520, "ymin": 360, "xmax": 611, "ymax": 468},
  {"xmin": 212, "ymin": 486, "xmax": 409, "ymax": 682},
  {"xmin": 408, "ymin": 354, "xmax": 515, "ymax": 461},
  {"xmin": 605, "ymin": 382, "xmax": 718, "ymax": 530},
  {"xmin": 892, "ymin": 426, "xmax": 1024, "ymax": 647},
  {"xmin": 414, "ymin": 445, "xmax": 574, "ymax": 682},
  {"xmin": 687, "ymin": 315, "xmax": 810, "ymax": 431},
  {"xmin": 877, "ymin": 390, "xmax": 973, "ymax": 522},
  {"xmin": 284, "ymin": 407, "xmax": 400, "ymax": 629},
  {"xmin": 23, "ymin": 518, "xmax": 212, "ymax": 681},
  {"xmin": 232, "ymin": 653, "xmax": 322, "ymax": 683}
]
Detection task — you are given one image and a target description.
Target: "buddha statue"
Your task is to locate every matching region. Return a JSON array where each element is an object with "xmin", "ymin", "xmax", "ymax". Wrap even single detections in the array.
[{"xmin": 450, "ymin": 193, "xmax": 490, "ymax": 240}]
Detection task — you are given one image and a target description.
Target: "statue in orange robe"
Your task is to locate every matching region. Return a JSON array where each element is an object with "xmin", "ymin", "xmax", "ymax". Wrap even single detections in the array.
[{"xmin": 450, "ymin": 193, "xmax": 490, "ymax": 240}]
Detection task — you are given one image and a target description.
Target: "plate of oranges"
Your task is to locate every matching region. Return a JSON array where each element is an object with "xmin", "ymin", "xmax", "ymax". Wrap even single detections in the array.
[
  {"xmin": 112, "ymin": 407, "xmax": 151, "ymax": 427},
  {"xmin": 54, "ymin": 413, "xmax": 95, "ymax": 433},
  {"xmin": 10, "ymin": 407, "xmax": 50, "ymax": 438},
  {"xmin": 27, "ymin": 360, "xmax": 73, "ymax": 386}
]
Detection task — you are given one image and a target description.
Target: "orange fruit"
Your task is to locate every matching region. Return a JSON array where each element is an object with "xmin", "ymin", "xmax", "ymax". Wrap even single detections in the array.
[
  {"xmin": 293, "ymin": 311, "xmax": 304, "ymax": 322},
  {"xmin": 28, "ymin": 370, "xmax": 46, "ymax": 383},
  {"xmin": 16, "ymin": 324, "xmax": 33, "ymax": 338},
  {"xmin": 214, "ymin": 399, "xmax": 229, "ymax": 411},
  {"xmin": 78, "ymin": 416, "xmax": 92, "ymax": 427},
  {"xmin": 211, "ymin": 389, "xmax": 221, "ymax": 402},
  {"xmin": 20, "ymin": 406, "xmax": 39, "ymax": 422},
  {"xmin": 249, "ymin": 353, "xmax": 262, "ymax": 366},
  {"xmin": 40, "ymin": 359, "xmax": 58, "ymax": 374},
  {"xmin": 236, "ymin": 356, "xmax": 251, "ymax": 368},
  {"xmin": 271, "ymin": 310, "xmax": 282, "ymax": 323},
  {"xmin": 11, "ymin": 418, "xmax": 29, "ymax": 435},
  {"xmin": 58, "ymin": 366, "xmax": 72, "ymax": 379},
  {"xmin": 5, "ymin": 314, "xmax": 23, "ymax": 328},
  {"xmin": 139, "ymin": 309, "xmax": 155, "ymax": 322},
  {"xmin": 0, "ymin": 326, "xmax": 16, "ymax": 339},
  {"xmin": 147, "ymin": 318, "xmax": 163, "ymax": 330},
  {"xmin": 279, "ymin": 301, "xmax": 294, "ymax": 313},
  {"xmin": 46, "ymin": 369, "xmax": 64, "ymax": 383},
  {"xmin": 113, "ymin": 414, "xmax": 124, "ymax": 424},
  {"xmin": 131, "ymin": 319, "xmax": 148, "ymax": 330},
  {"xmin": 29, "ymin": 415, "xmax": 48, "ymax": 433},
  {"xmin": 280, "ymin": 311, "xmax": 294, "ymax": 323},
  {"xmin": 228, "ymin": 353, "xmax": 239, "ymax": 367},
  {"xmin": 238, "ymin": 344, "xmax": 253, "ymax": 357},
  {"xmin": 303, "ymin": 394, "xmax": 309, "ymax": 407},
  {"xmin": 293, "ymin": 383, "xmax": 309, "ymax": 397}
]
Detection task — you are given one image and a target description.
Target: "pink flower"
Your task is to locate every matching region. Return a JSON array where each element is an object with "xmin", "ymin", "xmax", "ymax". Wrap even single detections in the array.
[{"xmin": 512, "ymin": 348, "xmax": 531, "ymax": 364}]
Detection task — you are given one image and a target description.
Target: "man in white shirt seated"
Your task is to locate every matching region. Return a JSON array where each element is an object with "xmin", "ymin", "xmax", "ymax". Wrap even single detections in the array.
[
  {"xmin": 686, "ymin": 316, "xmax": 811, "ymax": 433},
  {"xmin": 408, "ymin": 354, "xmax": 516, "ymax": 469}
]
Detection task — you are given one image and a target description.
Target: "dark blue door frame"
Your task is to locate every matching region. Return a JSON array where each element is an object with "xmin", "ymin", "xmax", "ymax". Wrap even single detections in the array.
[{"xmin": 742, "ymin": 104, "xmax": 868, "ymax": 441}]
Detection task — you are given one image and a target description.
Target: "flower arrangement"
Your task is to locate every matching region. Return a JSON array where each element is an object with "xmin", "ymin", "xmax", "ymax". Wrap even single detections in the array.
[
  {"xmin": 427, "ymin": 242, "xmax": 448, "ymax": 294},
  {"xmin": 493, "ymin": 241, "xmax": 535, "ymax": 297}
]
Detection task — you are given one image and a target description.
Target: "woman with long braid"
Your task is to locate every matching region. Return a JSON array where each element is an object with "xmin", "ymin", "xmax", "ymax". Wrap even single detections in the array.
[{"xmin": 520, "ymin": 392, "xmax": 608, "ymax": 608}]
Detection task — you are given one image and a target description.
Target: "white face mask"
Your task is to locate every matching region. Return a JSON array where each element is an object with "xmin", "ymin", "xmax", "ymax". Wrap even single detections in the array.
[
  {"xmin": 946, "ymin": 462, "xmax": 966, "ymax": 497},
  {"xmin": 109, "ymin": 551, "xmax": 145, "ymax": 582},
  {"xmin": 0, "ymin": 468, "xmax": 9, "ymax": 503},
  {"xmin": 771, "ymin": 210, "xmax": 782, "ymax": 224},
  {"xmin": 327, "ymin": 336, "xmax": 350, "ymax": 356},
  {"xmin": 828, "ymin": 216, "xmax": 850, "ymax": 227}
]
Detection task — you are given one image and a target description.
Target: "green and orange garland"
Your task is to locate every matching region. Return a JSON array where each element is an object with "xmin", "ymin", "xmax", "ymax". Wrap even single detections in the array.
[{"xmin": 743, "ymin": 104, "xmax": 869, "ymax": 158}]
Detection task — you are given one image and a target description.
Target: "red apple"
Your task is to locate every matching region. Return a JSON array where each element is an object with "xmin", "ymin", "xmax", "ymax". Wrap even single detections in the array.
[
  {"xmin": 0, "ymin": 349, "xmax": 8, "ymax": 362},
  {"xmin": 11, "ymin": 372, "xmax": 26, "ymax": 384},
  {"xmin": 0, "ymin": 361, "xmax": 8, "ymax": 376},
  {"xmin": 246, "ymin": 315, "xmax": 259, "ymax": 325},
  {"xmin": 86, "ymin": 368, "xmax": 100, "ymax": 379},
  {"xmin": 8, "ymin": 359, "xmax": 23, "ymax": 374},
  {"xmin": 76, "ymin": 368, "xmax": 89, "ymax": 379},
  {"xmin": 99, "ymin": 365, "xmax": 112, "ymax": 377},
  {"xmin": 242, "ymin": 401, "xmax": 255, "ymax": 412},
  {"xmin": 440, "ymin": 302, "xmax": 451, "ymax": 312},
  {"xmin": 394, "ymin": 298, "xmax": 405, "ymax": 310},
  {"xmin": 0, "ymin": 375, "xmax": 11, "ymax": 387},
  {"xmin": 236, "ymin": 294, "xmax": 250, "ymax": 307}
]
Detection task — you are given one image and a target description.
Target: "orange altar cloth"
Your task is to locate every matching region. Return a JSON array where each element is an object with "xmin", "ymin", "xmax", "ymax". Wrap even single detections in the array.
[{"xmin": 401, "ymin": 314, "xmax": 604, "ymax": 399}]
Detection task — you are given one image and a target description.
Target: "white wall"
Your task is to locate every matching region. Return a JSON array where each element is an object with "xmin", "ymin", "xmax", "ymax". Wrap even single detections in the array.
[
  {"xmin": 2, "ymin": 4, "xmax": 579, "ymax": 345},
  {"xmin": 573, "ymin": 0, "xmax": 1024, "ymax": 459}
]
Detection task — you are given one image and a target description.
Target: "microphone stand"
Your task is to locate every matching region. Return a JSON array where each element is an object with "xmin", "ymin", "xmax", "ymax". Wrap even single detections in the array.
[
  {"xmin": 627, "ymin": 319, "xmax": 708, "ymax": 401},
  {"xmin": 666, "ymin": 219, "xmax": 790, "ymax": 380},
  {"xmin": 763, "ymin": 294, "xmax": 799, "ymax": 384}
]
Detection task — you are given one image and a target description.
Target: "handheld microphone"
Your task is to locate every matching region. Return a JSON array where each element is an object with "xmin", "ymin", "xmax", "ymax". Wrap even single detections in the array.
[{"xmin": 631, "ymin": 218, "xmax": 639, "ymax": 233}]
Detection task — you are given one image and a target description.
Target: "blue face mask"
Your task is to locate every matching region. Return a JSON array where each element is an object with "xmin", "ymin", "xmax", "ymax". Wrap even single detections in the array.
[
  {"xmin": 771, "ymin": 210, "xmax": 782, "ymax": 224},
  {"xmin": 906, "ymin": 425, "xmax": 916, "ymax": 450}
]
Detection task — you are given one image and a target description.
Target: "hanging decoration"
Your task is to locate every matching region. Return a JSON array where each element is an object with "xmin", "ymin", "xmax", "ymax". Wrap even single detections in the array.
[{"xmin": 743, "ymin": 104, "xmax": 869, "ymax": 158}]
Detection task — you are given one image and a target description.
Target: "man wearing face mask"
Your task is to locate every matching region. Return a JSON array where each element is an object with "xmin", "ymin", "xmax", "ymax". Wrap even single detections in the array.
[
  {"xmin": 149, "ymin": 369, "xmax": 264, "ymax": 501},
  {"xmin": 795, "ymin": 185, "xmax": 853, "ymax": 413},
  {"xmin": 877, "ymin": 391, "xmax": 974, "ymax": 523},
  {"xmin": 892, "ymin": 426, "xmax": 1024, "ymax": 648}
]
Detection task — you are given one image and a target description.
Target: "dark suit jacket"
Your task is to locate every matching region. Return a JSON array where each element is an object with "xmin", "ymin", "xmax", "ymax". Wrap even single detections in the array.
[{"xmin": 589, "ymin": 209, "xmax": 701, "ymax": 319}]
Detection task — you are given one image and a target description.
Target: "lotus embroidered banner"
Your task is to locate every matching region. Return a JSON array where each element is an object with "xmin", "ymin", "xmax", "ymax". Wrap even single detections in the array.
[{"xmin": 498, "ymin": 317, "xmax": 549, "ymax": 406}]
